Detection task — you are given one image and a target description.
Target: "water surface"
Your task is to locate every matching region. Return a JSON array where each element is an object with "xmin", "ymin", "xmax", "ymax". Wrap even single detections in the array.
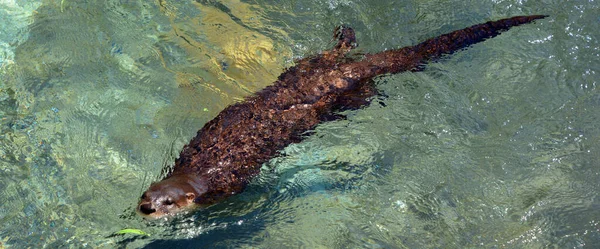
[{"xmin": 0, "ymin": 0, "xmax": 599, "ymax": 248}]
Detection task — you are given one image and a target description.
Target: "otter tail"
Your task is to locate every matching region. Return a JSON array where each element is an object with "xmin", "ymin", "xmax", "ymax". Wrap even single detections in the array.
[
  {"xmin": 361, "ymin": 15, "xmax": 547, "ymax": 75},
  {"xmin": 413, "ymin": 15, "xmax": 547, "ymax": 62}
]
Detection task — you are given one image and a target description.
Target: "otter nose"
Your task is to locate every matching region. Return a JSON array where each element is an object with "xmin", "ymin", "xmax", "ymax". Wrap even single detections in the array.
[{"xmin": 139, "ymin": 203, "xmax": 156, "ymax": 215}]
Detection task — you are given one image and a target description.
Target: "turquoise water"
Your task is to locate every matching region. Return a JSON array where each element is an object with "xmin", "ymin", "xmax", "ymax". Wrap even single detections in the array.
[{"xmin": 1, "ymin": 0, "xmax": 599, "ymax": 248}]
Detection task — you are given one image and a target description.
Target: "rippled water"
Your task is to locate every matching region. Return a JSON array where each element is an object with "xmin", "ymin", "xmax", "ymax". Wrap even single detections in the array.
[{"xmin": 1, "ymin": 0, "xmax": 599, "ymax": 248}]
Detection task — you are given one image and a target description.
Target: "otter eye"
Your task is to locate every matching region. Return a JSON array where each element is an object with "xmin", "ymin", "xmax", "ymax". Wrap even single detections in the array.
[
  {"xmin": 163, "ymin": 199, "xmax": 174, "ymax": 205},
  {"xmin": 141, "ymin": 193, "xmax": 146, "ymax": 199}
]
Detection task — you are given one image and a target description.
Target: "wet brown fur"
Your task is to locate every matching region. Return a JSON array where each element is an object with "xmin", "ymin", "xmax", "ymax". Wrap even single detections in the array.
[{"xmin": 138, "ymin": 15, "xmax": 547, "ymax": 217}]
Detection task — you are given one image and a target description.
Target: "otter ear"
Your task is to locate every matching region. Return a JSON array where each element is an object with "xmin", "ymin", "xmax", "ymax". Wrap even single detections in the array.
[{"xmin": 185, "ymin": 193, "xmax": 195, "ymax": 203}]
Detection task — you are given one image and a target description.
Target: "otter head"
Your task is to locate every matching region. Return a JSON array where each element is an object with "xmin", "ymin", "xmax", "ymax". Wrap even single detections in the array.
[{"xmin": 137, "ymin": 174, "xmax": 208, "ymax": 218}]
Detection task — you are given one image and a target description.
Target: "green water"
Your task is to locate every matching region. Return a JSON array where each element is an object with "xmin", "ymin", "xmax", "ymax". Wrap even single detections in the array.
[{"xmin": 1, "ymin": 0, "xmax": 599, "ymax": 248}]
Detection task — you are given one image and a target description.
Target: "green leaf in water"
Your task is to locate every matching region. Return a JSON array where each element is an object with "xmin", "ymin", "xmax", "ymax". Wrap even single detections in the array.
[{"xmin": 116, "ymin": 228, "xmax": 150, "ymax": 236}]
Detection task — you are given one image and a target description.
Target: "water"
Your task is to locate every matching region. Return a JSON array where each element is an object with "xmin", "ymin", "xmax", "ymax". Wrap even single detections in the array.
[{"xmin": 1, "ymin": 0, "xmax": 599, "ymax": 248}]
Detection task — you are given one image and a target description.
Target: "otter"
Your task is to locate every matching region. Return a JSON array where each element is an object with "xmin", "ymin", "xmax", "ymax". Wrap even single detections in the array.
[{"xmin": 138, "ymin": 15, "xmax": 547, "ymax": 218}]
